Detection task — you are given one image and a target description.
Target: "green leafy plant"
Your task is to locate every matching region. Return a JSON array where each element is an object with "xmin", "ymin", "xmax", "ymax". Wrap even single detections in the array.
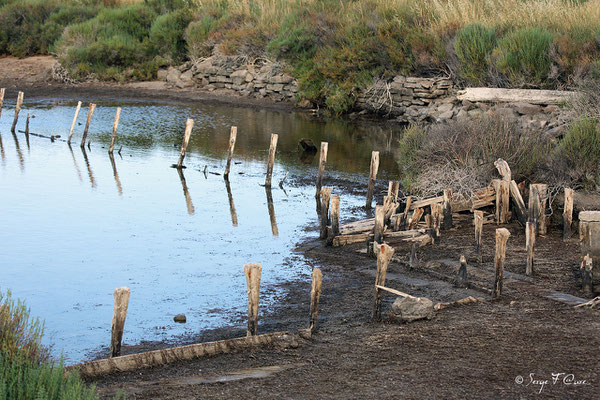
[{"xmin": 454, "ymin": 23, "xmax": 497, "ymax": 85}]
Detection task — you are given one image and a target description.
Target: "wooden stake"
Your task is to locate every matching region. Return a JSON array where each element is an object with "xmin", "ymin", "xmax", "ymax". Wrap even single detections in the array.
[
  {"xmin": 80, "ymin": 103, "xmax": 96, "ymax": 149},
  {"xmin": 224, "ymin": 126, "xmax": 237, "ymax": 179},
  {"xmin": 388, "ymin": 181, "xmax": 400, "ymax": 202},
  {"xmin": 500, "ymin": 180, "xmax": 510, "ymax": 223},
  {"xmin": 25, "ymin": 113, "xmax": 29, "ymax": 136},
  {"xmin": 244, "ymin": 263, "xmax": 262, "ymax": 336},
  {"xmin": 531, "ymin": 183, "xmax": 548, "ymax": 234},
  {"xmin": 474, "ymin": 210, "xmax": 484, "ymax": 263},
  {"xmin": 456, "ymin": 255, "xmax": 468, "ymax": 287},
  {"xmin": 526, "ymin": 221, "xmax": 535, "ymax": 276},
  {"xmin": 492, "ymin": 228, "xmax": 511, "ymax": 299},
  {"xmin": 365, "ymin": 151, "xmax": 379, "ymax": 209},
  {"xmin": 0, "ymin": 88, "xmax": 5, "ymax": 120},
  {"xmin": 67, "ymin": 101, "xmax": 82, "ymax": 144},
  {"xmin": 319, "ymin": 187, "xmax": 332, "ymax": 239},
  {"xmin": 110, "ymin": 287, "xmax": 130, "ymax": 358},
  {"xmin": 374, "ymin": 205, "xmax": 385, "ymax": 244},
  {"xmin": 509, "ymin": 180, "xmax": 527, "ymax": 224},
  {"xmin": 175, "ymin": 118, "xmax": 194, "ymax": 168},
  {"xmin": 315, "ymin": 142, "xmax": 328, "ymax": 196},
  {"xmin": 492, "ymin": 179, "xmax": 501, "ymax": 223},
  {"xmin": 431, "ymin": 203, "xmax": 442, "ymax": 244},
  {"xmin": 266, "ymin": 186, "xmax": 278, "ymax": 236},
  {"xmin": 372, "ymin": 243, "xmax": 394, "ymax": 320},
  {"xmin": 581, "ymin": 254, "xmax": 593, "ymax": 295},
  {"xmin": 309, "ymin": 268, "xmax": 323, "ymax": 333},
  {"xmin": 108, "ymin": 107, "xmax": 121, "ymax": 155},
  {"xmin": 331, "ymin": 195, "xmax": 340, "ymax": 237},
  {"xmin": 408, "ymin": 207, "xmax": 423, "ymax": 230},
  {"xmin": 528, "ymin": 184, "xmax": 540, "ymax": 225},
  {"xmin": 563, "ymin": 188, "xmax": 574, "ymax": 241},
  {"xmin": 409, "ymin": 243, "xmax": 418, "ymax": 269},
  {"xmin": 11, "ymin": 91, "xmax": 23, "ymax": 134},
  {"xmin": 442, "ymin": 189, "xmax": 452, "ymax": 230},
  {"xmin": 265, "ymin": 133, "xmax": 278, "ymax": 187}
]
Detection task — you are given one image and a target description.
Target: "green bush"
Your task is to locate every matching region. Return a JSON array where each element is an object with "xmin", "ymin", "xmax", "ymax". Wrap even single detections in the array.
[
  {"xmin": 558, "ymin": 117, "xmax": 600, "ymax": 189},
  {"xmin": 454, "ymin": 23, "xmax": 497, "ymax": 85},
  {"xmin": 148, "ymin": 9, "xmax": 192, "ymax": 63}
]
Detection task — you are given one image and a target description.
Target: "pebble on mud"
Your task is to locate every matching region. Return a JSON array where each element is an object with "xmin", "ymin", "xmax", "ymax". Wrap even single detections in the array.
[{"xmin": 173, "ymin": 314, "xmax": 187, "ymax": 323}]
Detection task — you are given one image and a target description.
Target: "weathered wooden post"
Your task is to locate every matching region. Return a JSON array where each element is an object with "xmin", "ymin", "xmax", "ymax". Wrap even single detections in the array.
[
  {"xmin": 25, "ymin": 113, "xmax": 30, "ymax": 136},
  {"xmin": 526, "ymin": 221, "xmax": 535, "ymax": 276},
  {"xmin": 331, "ymin": 195, "xmax": 340, "ymax": 237},
  {"xmin": 409, "ymin": 243, "xmax": 418, "ymax": 269},
  {"xmin": 315, "ymin": 142, "xmax": 328, "ymax": 197},
  {"xmin": 431, "ymin": 203, "xmax": 442, "ymax": 244},
  {"xmin": 528, "ymin": 184, "xmax": 540, "ymax": 226},
  {"xmin": 474, "ymin": 210, "xmax": 484, "ymax": 263},
  {"xmin": 266, "ymin": 186, "xmax": 278, "ymax": 236},
  {"xmin": 388, "ymin": 181, "xmax": 400, "ymax": 202},
  {"xmin": 509, "ymin": 180, "xmax": 527, "ymax": 224},
  {"xmin": 110, "ymin": 287, "xmax": 130, "ymax": 358},
  {"xmin": 374, "ymin": 205, "xmax": 385, "ymax": 245},
  {"xmin": 531, "ymin": 183, "xmax": 548, "ymax": 234},
  {"xmin": 80, "ymin": 103, "xmax": 96, "ymax": 149},
  {"xmin": 67, "ymin": 101, "xmax": 82, "ymax": 144},
  {"xmin": 500, "ymin": 180, "xmax": 510, "ymax": 223},
  {"xmin": 0, "ymin": 88, "xmax": 5, "ymax": 120},
  {"xmin": 442, "ymin": 189, "xmax": 453, "ymax": 230},
  {"xmin": 265, "ymin": 133, "xmax": 278, "ymax": 187},
  {"xmin": 365, "ymin": 151, "xmax": 379, "ymax": 209},
  {"xmin": 244, "ymin": 263, "xmax": 262, "ymax": 336},
  {"xmin": 408, "ymin": 207, "xmax": 423, "ymax": 230},
  {"xmin": 581, "ymin": 254, "xmax": 593, "ymax": 295},
  {"xmin": 309, "ymin": 268, "xmax": 323, "ymax": 333},
  {"xmin": 224, "ymin": 126, "xmax": 237, "ymax": 179},
  {"xmin": 108, "ymin": 107, "xmax": 121, "ymax": 155},
  {"xmin": 319, "ymin": 187, "xmax": 332, "ymax": 239},
  {"xmin": 11, "ymin": 91, "xmax": 24, "ymax": 134},
  {"xmin": 372, "ymin": 243, "xmax": 394, "ymax": 320},
  {"xmin": 395, "ymin": 196, "xmax": 412, "ymax": 231},
  {"xmin": 175, "ymin": 118, "xmax": 194, "ymax": 169},
  {"xmin": 456, "ymin": 255, "xmax": 468, "ymax": 287},
  {"xmin": 492, "ymin": 228, "xmax": 511, "ymax": 299},
  {"xmin": 563, "ymin": 188, "xmax": 574, "ymax": 241},
  {"xmin": 492, "ymin": 179, "xmax": 501, "ymax": 224}
]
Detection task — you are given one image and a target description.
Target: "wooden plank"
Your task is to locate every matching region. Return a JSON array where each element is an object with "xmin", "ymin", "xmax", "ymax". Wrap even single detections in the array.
[
  {"xmin": 67, "ymin": 101, "xmax": 82, "ymax": 144},
  {"xmin": 332, "ymin": 232, "xmax": 371, "ymax": 247},
  {"xmin": 373, "ymin": 243, "xmax": 394, "ymax": 320},
  {"xmin": 315, "ymin": 142, "xmax": 328, "ymax": 197},
  {"xmin": 410, "ymin": 196, "xmax": 443, "ymax": 210},
  {"xmin": 493, "ymin": 228, "xmax": 511, "ymax": 299},
  {"xmin": 563, "ymin": 188, "xmax": 574, "ymax": 241},
  {"xmin": 110, "ymin": 287, "xmax": 130, "ymax": 358},
  {"xmin": 375, "ymin": 285, "xmax": 414, "ymax": 299},
  {"xmin": 244, "ymin": 263, "xmax": 261, "ymax": 336},
  {"xmin": 265, "ymin": 133, "xmax": 278, "ymax": 187},
  {"xmin": 108, "ymin": 107, "xmax": 122, "ymax": 155},
  {"xmin": 456, "ymin": 87, "xmax": 576, "ymax": 105},
  {"xmin": 366, "ymin": 151, "xmax": 379, "ymax": 209},
  {"xmin": 224, "ymin": 126, "xmax": 237, "ymax": 179},
  {"xmin": 309, "ymin": 268, "xmax": 323, "ymax": 333}
]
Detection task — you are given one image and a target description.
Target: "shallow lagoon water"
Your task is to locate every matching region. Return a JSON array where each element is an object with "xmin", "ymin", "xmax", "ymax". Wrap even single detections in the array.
[{"xmin": 0, "ymin": 96, "xmax": 401, "ymax": 363}]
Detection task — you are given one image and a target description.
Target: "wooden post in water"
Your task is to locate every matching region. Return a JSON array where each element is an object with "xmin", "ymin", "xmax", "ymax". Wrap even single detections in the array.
[
  {"xmin": 374, "ymin": 205, "xmax": 385, "ymax": 245},
  {"xmin": 526, "ymin": 221, "xmax": 535, "ymax": 276},
  {"xmin": 110, "ymin": 287, "xmax": 130, "ymax": 358},
  {"xmin": 175, "ymin": 118, "xmax": 194, "ymax": 169},
  {"xmin": 331, "ymin": 195, "xmax": 340, "ymax": 237},
  {"xmin": 474, "ymin": 210, "xmax": 484, "ymax": 263},
  {"xmin": 581, "ymin": 254, "xmax": 593, "ymax": 295},
  {"xmin": 563, "ymin": 188, "xmax": 574, "ymax": 241},
  {"xmin": 108, "ymin": 107, "xmax": 121, "ymax": 155},
  {"xmin": 11, "ymin": 91, "xmax": 23, "ymax": 134},
  {"xmin": 80, "ymin": 103, "xmax": 96, "ymax": 149},
  {"xmin": 315, "ymin": 142, "xmax": 328, "ymax": 197},
  {"xmin": 244, "ymin": 263, "xmax": 262, "ymax": 336},
  {"xmin": 492, "ymin": 228, "xmax": 510, "ymax": 299},
  {"xmin": 373, "ymin": 243, "xmax": 394, "ymax": 320},
  {"xmin": 25, "ymin": 113, "xmax": 29, "ymax": 136},
  {"xmin": 67, "ymin": 101, "xmax": 82, "ymax": 144},
  {"xmin": 265, "ymin": 133, "xmax": 278, "ymax": 187},
  {"xmin": 0, "ymin": 88, "xmax": 5, "ymax": 120},
  {"xmin": 442, "ymin": 189, "xmax": 452, "ymax": 230},
  {"xmin": 319, "ymin": 187, "xmax": 332, "ymax": 239},
  {"xmin": 224, "ymin": 126, "xmax": 237, "ymax": 179},
  {"xmin": 365, "ymin": 151, "xmax": 379, "ymax": 209},
  {"xmin": 309, "ymin": 268, "xmax": 323, "ymax": 333},
  {"xmin": 456, "ymin": 255, "xmax": 468, "ymax": 287}
]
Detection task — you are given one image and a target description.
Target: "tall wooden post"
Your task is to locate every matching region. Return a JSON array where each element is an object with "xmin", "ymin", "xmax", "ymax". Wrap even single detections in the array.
[
  {"xmin": 265, "ymin": 133, "xmax": 278, "ymax": 187},
  {"xmin": 25, "ymin": 113, "xmax": 30, "ymax": 136},
  {"xmin": 563, "ymin": 188, "xmax": 574, "ymax": 241},
  {"xmin": 474, "ymin": 210, "xmax": 484, "ymax": 263},
  {"xmin": 431, "ymin": 203, "xmax": 442, "ymax": 244},
  {"xmin": 442, "ymin": 189, "xmax": 453, "ymax": 230},
  {"xmin": 67, "ymin": 101, "xmax": 82, "ymax": 144},
  {"xmin": 581, "ymin": 254, "xmax": 593, "ymax": 295},
  {"xmin": 500, "ymin": 180, "xmax": 510, "ymax": 223},
  {"xmin": 492, "ymin": 179, "xmax": 501, "ymax": 224},
  {"xmin": 374, "ymin": 205, "xmax": 385, "ymax": 244},
  {"xmin": 492, "ymin": 228, "xmax": 511, "ymax": 299},
  {"xmin": 388, "ymin": 181, "xmax": 400, "ymax": 202},
  {"xmin": 331, "ymin": 195, "xmax": 340, "ymax": 237},
  {"xmin": 372, "ymin": 243, "xmax": 394, "ymax": 320},
  {"xmin": 224, "ymin": 126, "xmax": 237, "ymax": 179},
  {"xmin": 365, "ymin": 151, "xmax": 379, "ymax": 209},
  {"xmin": 531, "ymin": 183, "xmax": 548, "ymax": 234},
  {"xmin": 526, "ymin": 221, "xmax": 535, "ymax": 276},
  {"xmin": 528, "ymin": 184, "xmax": 540, "ymax": 226},
  {"xmin": 315, "ymin": 142, "xmax": 328, "ymax": 197},
  {"xmin": 309, "ymin": 268, "xmax": 323, "ymax": 333},
  {"xmin": 80, "ymin": 103, "xmax": 96, "ymax": 149},
  {"xmin": 108, "ymin": 107, "xmax": 122, "ymax": 155},
  {"xmin": 175, "ymin": 118, "xmax": 194, "ymax": 169},
  {"xmin": 11, "ymin": 91, "xmax": 24, "ymax": 134},
  {"xmin": 457, "ymin": 255, "xmax": 468, "ymax": 287},
  {"xmin": 319, "ymin": 187, "xmax": 332, "ymax": 239},
  {"xmin": 0, "ymin": 88, "xmax": 5, "ymax": 120},
  {"xmin": 110, "ymin": 287, "xmax": 130, "ymax": 358},
  {"xmin": 244, "ymin": 263, "xmax": 262, "ymax": 336}
]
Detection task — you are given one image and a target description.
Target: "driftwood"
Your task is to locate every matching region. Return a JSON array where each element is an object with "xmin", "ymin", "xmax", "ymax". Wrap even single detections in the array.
[
  {"xmin": 375, "ymin": 285, "xmax": 413, "ymax": 299},
  {"xmin": 434, "ymin": 296, "xmax": 485, "ymax": 311},
  {"xmin": 456, "ymin": 87, "xmax": 576, "ymax": 105},
  {"xmin": 332, "ymin": 229, "xmax": 427, "ymax": 247}
]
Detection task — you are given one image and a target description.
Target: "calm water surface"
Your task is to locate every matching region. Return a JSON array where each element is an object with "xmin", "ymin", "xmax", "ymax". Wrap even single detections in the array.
[{"xmin": 0, "ymin": 96, "xmax": 402, "ymax": 363}]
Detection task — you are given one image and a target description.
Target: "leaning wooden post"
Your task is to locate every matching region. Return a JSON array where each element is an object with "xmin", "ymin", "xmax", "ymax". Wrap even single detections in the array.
[
  {"xmin": 474, "ymin": 210, "xmax": 484, "ymax": 263},
  {"xmin": 330, "ymin": 195, "xmax": 340, "ymax": 237},
  {"xmin": 309, "ymin": 268, "xmax": 323, "ymax": 333},
  {"xmin": 315, "ymin": 142, "xmax": 328, "ymax": 197},
  {"xmin": 509, "ymin": 180, "xmax": 527, "ymax": 224},
  {"xmin": 265, "ymin": 133, "xmax": 278, "ymax": 187},
  {"xmin": 456, "ymin": 255, "xmax": 468, "ymax": 287},
  {"xmin": 244, "ymin": 263, "xmax": 262, "ymax": 336},
  {"xmin": 581, "ymin": 254, "xmax": 593, "ymax": 295},
  {"xmin": 319, "ymin": 187, "xmax": 332, "ymax": 239},
  {"xmin": 80, "ymin": 103, "xmax": 96, "ymax": 149},
  {"xmin": 67, "ymin": 101, "xmax": 82, "ymax": 144},
  {"xmin": 442, "ymin": 189, "xmax": 452, "ymax": 230},
  {"xmin": 110, "ymin": 287, "xmax": 130, "ymax": 358},
  {"xmin": 175, "ymin": 118, "xmax": 194, "ymax": 169},
  {"xmin": 11, "ymin": 91, "xmax": 24, "ymax": 134},
  {"xmin": 224, "ymin": 126, "xmax": 237, "ymax": 179},
  {"xmin": 563, "ymin": 188, "xmax": 574, "ymax": 241},
  {"xmin": 388, "ymin": 181, "xmax": 400, "ymax": 202},
  {"xmin": 526, "ymin": 221, "xmax": 536, "ymax": 276},
  {"xmin": 492, "ymin": 228, "xmax": 511, "ymax": 299},
  {"xmin": 372, "ymin": 243, "xmax": 394, "ymax": 320},
  {"xmin": 365, "ymin": 151, "xmax": 379, "ymax": 209},
  {"xmin": 0, "ymin": 88, "xmax": 5, "ymax": 120},
  {"xmin": 108, "ymin": 107, "xmax": 121, "ymax": 155}
]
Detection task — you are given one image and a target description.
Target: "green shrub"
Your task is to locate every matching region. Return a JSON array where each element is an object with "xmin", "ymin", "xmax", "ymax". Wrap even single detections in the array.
[
  {"xmin": 148, "ymin": 9, "xmax": 193, "ymax": 63},
  {"xmin": 185, "ymin": 11, "xmax": 230, "ymax": 60},
  {"xmin": 396, "ymin": 124, "xmax": 427, "ymax": 191},
  {"xmin": 557, "ymin": 117, "xmax": 600, "ymax": 189},
  {"xmin": 454, "ymin": 23, "xmax": 497, "ymax": 85}
]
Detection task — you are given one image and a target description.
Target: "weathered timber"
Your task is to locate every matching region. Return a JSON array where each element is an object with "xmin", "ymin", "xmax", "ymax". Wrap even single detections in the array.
[
  {"xmin": 401, "ymin": 196, "xmax": 412, "ymax": 229},
  {"xmin": 500, "ymin": 180, "xmax": 510, "ymax": 223},
  {"xmin": 494, "ymin": 158, "xmax": 512, "ymax": 182},
  {"xmin": 509, "ymin": 180, "xmax": 527, "ymax": 224},
  {"xmin": 110, "ymin": 287, "xmax": 130, "ymax": 358},
  {"xmin": 456, "ymin": 255, "xmax": 468, "ymax": 287},
  {"xmin": 319, "ymin": 187, "xmax": 332, "ymax": 240},
  {"xmin": 332, "ymin": 232, "xmax": 371, "ymax": 246},
  {"xmin": 563, "ymin": 188, "xmax": 574, "ymax": 241},
  {"xmin": 492, "ymin": 179, "xmax": 501, "ymax": 223},
  {"xmin": 80, "ymin": 103, "xmax": 96, "ymax": 149},
  {"xmin": 309, "ymin": 268, "xmax": 323, "ymax": 333},
  {"xmin": 526, "ymin": 221, "xmax": 536, "ymax": 276},
  {"xmin": 332, "ymin": 229, "xmax": 427, "ymax": 247},
  {"xmin": 431, "ymin": 203, "xmax": 442, "ymax": 244},
  {"xmin": 456, "ymin": 87, "xmax": 576, "ymax": 105},
  {"xmin": 410, "ymin": 196, "xmax": 443, "ymax": 210},
  {"xmin": 374, "ymin": 205, "xmax": 385, "ymax": 245},
  {"xmin": 528, "ymin": 184, "xmax": 541, "ymax": 225},
  {"xmin": 434, "ymin": 296, "xmax": 485, "ymax": 311},
  {"xmin": 375, "ymin": 285, "xmax": 413, "ymax": 299},
  {"xmin": 492, "ymin": 228, "xmax": 511, "ymax": 299},
  {"xmin": 11, "ymin": 91, "xmax": 24, "ymax": 134},
  {"xmin": 408, "ymin": 208, "xmax": 424, "ymax": 230},
  {"xmin": 0, "ymin": 88, "xmax": 4, "ymax": 120},
  {"xmin": 373, "ymin": 243, "xmax": 395, "ymax": 320},
  {"xmin": 265, "ymin": 133, "xmax": 278, "ymax": 187},
  {"xmin": 442, "ymin": 189, "xmax": 452, "ymax": 230},
  {"xmin": 581, "ymin": 254, "xmax": 593, "ymax": 295},
  {"xmin": 388, "ymin": 181, "xmax": 400, "ymax": 202},
  {"xmin": 366, "ymin": 151, "xmax": 379, "ymax": 209},
  {"xmin": 67, "ymin": 101, "xmax": 82, "ymax": 144},
  {"xmin": 474, "ymin": 210, "xmax": 484, "ymax": 263},
  {"xmin": 532, "ymin": 184, "xmax": 549, "ymax": 234},
  {"xmin": 244, "ymin": 263, "xmax": 262, "ymax": 336},
  {"xmin": 315, "ymin": 142, "xmax": 328, "ymax": 197},
  {"xmin": 224, "ymin": 126, "xmax": 237, "ymax": 179},
  {"xmin": 108, "ymin": 107, "xmax": 121, "ymax": 155}
]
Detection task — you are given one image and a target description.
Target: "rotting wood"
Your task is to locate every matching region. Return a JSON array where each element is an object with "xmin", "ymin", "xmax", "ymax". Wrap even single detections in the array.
[
  {"xmin": 456, "ymin": 87, "xmax": 576, "ymax": 105},
  {"xmin": 431, "ymin": 203, "xmax": 442, "ymax": 244},
  {"xmin": 332, "ymin": 232, "xmax": 371, "ymax": 246},
  {"xmin": 492, "ymin": 228, "xmax": 511, "ymax": 299},
  {"xmin": 330, "ymin": 195, "xmax": 340, "ymax": 237},
  {"xmin": 332, "ymin": 228, "xmax": 427, "ymax": 247},
  {"xmin": 224, "ymin": 126, "xmax": 237, "ymax": 179},
  {"xmin": 409, "ymin": 244, "xmax": 418, "ymax": 269},
  {"xmin": 265, "ymin": 133, "xmax": 278, "ymax": 187},
  {"xmin": 309, "ymin": 268, "xmax": 323, "ymax": 333},
  {"xmin": 408, "ymin": 208, "xmax": 424, "ymax": 230},
  {"xmin": 442, "ymin": 189, "xmax": 452, "ymax": 230},
  {"xmin": 509, "ymin": 180, "xmax": 527, "ymax": 224},
  {"xmin": 375, "ymin": 285, "xmax": 413, "ymax": 299},
  {"xmin": 383, "ymin": 196, "xmax": 400, "ymax": 227},
  {"xmin": 393, "ymin": 214, "xmax": 403, "ymax": 231},
  {"xmin": 366, "ymin": 151, "xmax": 379, "ymax": 209},
  {"xmin": 400, "ymin": 196, "xmax": 412, "ymax": 229},
  {"xmin": 108, "ymin": 107, "xmax": 121, "ymax": 155},
  {"xmin": 563, "ymin": 188, "xmax": 574, "ymax": 241},
  {"xmin": 372, "ymin": 243, "xmax": 395, "ymax": 320},
  {"xmin": 388, "ymin": 181, "xmax": 400, "ymax": 202},
  {"xmin": 581, "ymin": 254, "xmax": 593, "ymax": 295},
  {"xmin": 374, "ymin": 205, "xmax": 385, "ymax": 245},
  {"xmin": 25, "ymin": 113, "xmax": 29, "ymax": 136},
  {"xmin": 474, "ymin": 210, "xmax": 484, "ymax": 263},
  {"xmin": 526, "ymin": 221, "xmax": 536, "ymax": 276},
  {"xmin": 528, "ymin": 184, "xmax": 541, "ymax": 226},
  {"xmin": 456, "ymin": 255, "xmax": 468, "ymax": 287},
  {"xmin": 67, "ymin": 101, "xmax": 82, "ymax": 144},
  {"xmin": 315, "ymin": 142, "xmax": 328, "ymax": 197},
  {"xmin": 110, "ymin": 287, "xmax": 130, "ymax": 358},
  {"xmin": 434, "ymin": 296, "xmax": 485, "ymax": 311},
  {"xmin": 492, "ymin": 179, "xmax": 501, "ymax": 224},
  {"xmin": 11, "ymin": 91, "xmax": 23, "ymax": 134},
  {"xmin": 494, "ymin": 158, "xmax": 512, "ymax": 182},
  {"xmin": 320, "ymin": 187, "xmax": 332, "ymax": 240},
  {"xmin": 80, "ymin": 103, "xmax": 95, "ymax": 149},
  {"xmin": 500, "ymin": 180, "xmax": 510, "ymax": 223},
  {"xmin": 244, "ymin": 263, "xmax": 262, "ymax": 336},
  {"xmin": 0, "ymin": 88, "xmax": 4, "ymax": 120},
  {"xmin": 532, "ymin": 183, "xmax": 549, "ymax": 235},
  {"xmin": 410, "ymin": 196, "xmax": 443, "ymax": 210}
]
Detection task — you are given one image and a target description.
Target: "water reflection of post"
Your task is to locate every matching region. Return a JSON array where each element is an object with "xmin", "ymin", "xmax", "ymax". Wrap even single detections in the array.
[
  {"xmin": 80, "ymin": 146, "xmax": 97, "ymax": 189},
  {"xmin": 225, "ymin": 179, "xmax": 238, "ymax": 227},
  {"xmin": 176, "ymin": 168, "xmax": 195, "ymax": 215},
  {"xmin": 265, "ymin": 186, "xmax": 279, "ymax": 236},
  {"xmin": 108, "ymin": 153, "xmax": 123, "ymax": 196},
  {"xmin": 0, "ymin": 135, "xmax": 5, "ymax": 166},
  {"xmin": 68, "ymin": 144, "xmax": 83, "ymax": 182},
  {"xmin": 11, "ymin": 131, "xmax": 24, "ymax": 171}
]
